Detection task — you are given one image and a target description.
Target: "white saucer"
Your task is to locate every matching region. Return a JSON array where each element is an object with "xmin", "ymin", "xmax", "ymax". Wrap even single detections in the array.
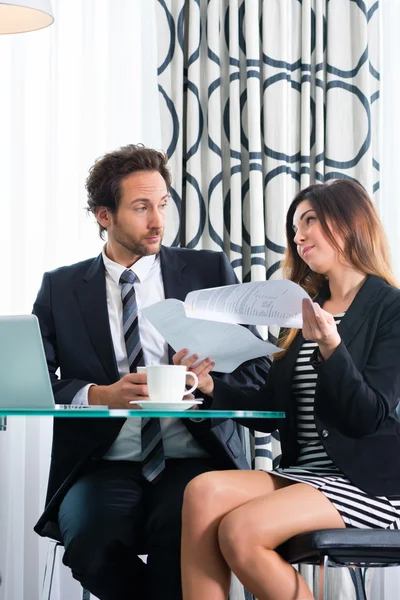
[{"xmin": 134, "ymin": 400, "xmax": 203, "ymax": 411}]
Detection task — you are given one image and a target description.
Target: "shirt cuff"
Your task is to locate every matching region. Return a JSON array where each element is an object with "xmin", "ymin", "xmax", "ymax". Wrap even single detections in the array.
[{"xmin": 71, "ymin": 383, "xmax": 97, "ymax": 406}]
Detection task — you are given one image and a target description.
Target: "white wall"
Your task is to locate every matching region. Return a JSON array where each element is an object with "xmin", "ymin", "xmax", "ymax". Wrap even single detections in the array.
[{"xmin": 380, "ymin": 0, "xmax": 400, "ymax": 280}]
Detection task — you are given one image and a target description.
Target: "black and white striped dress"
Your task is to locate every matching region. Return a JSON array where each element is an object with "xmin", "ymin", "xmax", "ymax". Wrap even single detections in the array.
[{"xmin": 273, "ymin": 313, "xmax": 400, "ymax": 530}]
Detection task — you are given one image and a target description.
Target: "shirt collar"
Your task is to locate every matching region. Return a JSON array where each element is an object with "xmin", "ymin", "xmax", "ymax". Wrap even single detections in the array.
[{"xmin": 101, "ymin": 247, "xmax": 157, "ymax": 285}]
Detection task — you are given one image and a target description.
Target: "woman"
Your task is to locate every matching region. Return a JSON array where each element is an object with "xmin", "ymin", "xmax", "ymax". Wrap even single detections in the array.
[{"xmin": 173, "ymin": 180, "xmax": 400, "ymax": 600}]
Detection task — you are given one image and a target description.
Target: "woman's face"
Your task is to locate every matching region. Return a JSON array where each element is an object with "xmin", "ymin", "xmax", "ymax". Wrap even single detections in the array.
[{"xmin": 292, "ymin": 199, "xmax": 340, "ymax": 275}]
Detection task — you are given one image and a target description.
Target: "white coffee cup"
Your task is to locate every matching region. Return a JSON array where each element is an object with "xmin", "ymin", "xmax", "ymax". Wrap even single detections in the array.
[{"xmin": 146, "ymin": 365, "xmax": 198, "ymax": 403}]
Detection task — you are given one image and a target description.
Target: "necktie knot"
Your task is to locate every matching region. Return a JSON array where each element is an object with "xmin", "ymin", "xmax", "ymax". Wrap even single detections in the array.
[{"xmin": 119, "ymin": 269, "xmax": 137, "ymax": 286}]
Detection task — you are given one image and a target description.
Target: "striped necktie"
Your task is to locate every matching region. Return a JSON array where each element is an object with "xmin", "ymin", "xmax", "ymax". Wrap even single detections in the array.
[{"xmin": 119, "ymin": 269, "xmax": 165, "ymax": 482}]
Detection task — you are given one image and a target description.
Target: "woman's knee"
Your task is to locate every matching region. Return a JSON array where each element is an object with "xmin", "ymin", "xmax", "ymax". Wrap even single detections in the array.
[
  {"xmin": 218, "ymin": 511, "xmax": 256, "ymax": 569},
  {"xmin": 183, "ymin": 471, "xmax": 234, "ymax": 521}
]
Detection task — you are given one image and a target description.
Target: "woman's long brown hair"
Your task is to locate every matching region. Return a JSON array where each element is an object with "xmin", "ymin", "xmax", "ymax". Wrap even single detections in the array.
[{"xmin": 275, "ymin": 179, "xmax": 397, "ymax": 358}]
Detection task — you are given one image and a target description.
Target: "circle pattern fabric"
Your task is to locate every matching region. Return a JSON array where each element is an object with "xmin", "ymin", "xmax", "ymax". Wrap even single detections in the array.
[{"xmin": 157, "ymin": 0, "xmax": 380, "ymax": 286}]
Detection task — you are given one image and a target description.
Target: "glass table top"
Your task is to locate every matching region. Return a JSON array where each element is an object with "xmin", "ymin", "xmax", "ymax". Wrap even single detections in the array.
[{"xmin": 0, "ymin": 408, "xmax": 285, "ymax": 419}]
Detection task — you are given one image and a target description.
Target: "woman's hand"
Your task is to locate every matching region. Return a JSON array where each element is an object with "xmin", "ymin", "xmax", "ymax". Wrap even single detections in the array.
[
  {"xmin": 173, "ymin": 349, "xmax": 215, "ymax": 396},
  {"xmin": 302, "ymin": 298, "xmax": 341, "ymax": 360}
]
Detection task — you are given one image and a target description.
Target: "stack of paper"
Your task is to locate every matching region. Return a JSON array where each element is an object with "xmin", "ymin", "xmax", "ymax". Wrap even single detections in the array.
[{"xmin": 142, "ymin": 280, "xmax": 310, "ymax": 373}]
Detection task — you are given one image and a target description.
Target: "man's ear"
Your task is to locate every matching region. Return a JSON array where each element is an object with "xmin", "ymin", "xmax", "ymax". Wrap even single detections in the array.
[{"xmin": 95, "ymin": 206, "xmax": 111, "ymax": 230}]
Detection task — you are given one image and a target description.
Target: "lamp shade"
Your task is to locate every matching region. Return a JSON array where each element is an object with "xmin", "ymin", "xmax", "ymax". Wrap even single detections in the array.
[{"xmin": 0, "ymin": 0, "xmax": 54, "ymax": 34}]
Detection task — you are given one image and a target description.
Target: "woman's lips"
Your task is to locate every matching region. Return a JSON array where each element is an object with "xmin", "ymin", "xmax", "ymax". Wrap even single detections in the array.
[{"xmin": 302, "ymin": 245, "xmax": 314, "ymax": 257}]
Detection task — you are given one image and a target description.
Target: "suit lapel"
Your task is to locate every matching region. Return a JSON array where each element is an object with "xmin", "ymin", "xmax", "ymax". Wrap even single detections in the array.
[
  {"xmin": 160, "ymin": 246, "xmax": 188, "ymax": 302},
  {"xmin": 75, "ymin": 254, "xmax": 119, "ymax": 383}
]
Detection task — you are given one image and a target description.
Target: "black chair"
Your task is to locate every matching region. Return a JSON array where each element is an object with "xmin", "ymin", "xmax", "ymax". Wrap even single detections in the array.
[{"xmin": 278, "ymin": 529, "xmax": 400, "ymax": 600}]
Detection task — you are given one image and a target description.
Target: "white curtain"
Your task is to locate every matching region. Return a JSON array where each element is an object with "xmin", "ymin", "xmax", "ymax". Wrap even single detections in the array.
[
  {"xmin": 0, "ymin": 1, "xmax": 161, "ymax": 599},
  {"xmin": 380, "ymin": 0, "xmax": 400, "ymax": 280}
]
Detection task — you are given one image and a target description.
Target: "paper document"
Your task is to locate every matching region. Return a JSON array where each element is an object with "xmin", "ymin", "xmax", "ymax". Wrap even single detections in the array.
[
  {"xmin": 185, "ymin": 279, "xmax": 311, "ymax": 329},
  {"xmin": 142, "ymin": 299, "xmax": 280, "ymax": 373}
]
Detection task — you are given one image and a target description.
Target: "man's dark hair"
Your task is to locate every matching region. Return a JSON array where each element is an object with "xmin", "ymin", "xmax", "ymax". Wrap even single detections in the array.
[{"xmin": 86, "ymin": 144, "xmax": 172, "ymax": 239}]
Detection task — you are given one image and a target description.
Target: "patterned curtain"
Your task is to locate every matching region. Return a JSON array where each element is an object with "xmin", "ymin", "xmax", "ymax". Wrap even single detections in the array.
[{"xmin": 156, "ymin": 1, "xmax": 380, "ymax": 598}]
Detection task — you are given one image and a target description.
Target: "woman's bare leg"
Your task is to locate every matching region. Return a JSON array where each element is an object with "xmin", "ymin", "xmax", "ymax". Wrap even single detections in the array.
[
  {"xmin": 181, "ymin": 470, "xmax": 294, "ymax": 600},
  {"xmin": 218, "ymin": 483, "xmax": 346, "ymax": 600}
]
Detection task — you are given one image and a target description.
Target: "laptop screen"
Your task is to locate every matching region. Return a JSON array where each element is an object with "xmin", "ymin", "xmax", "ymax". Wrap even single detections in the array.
[{"xmin": 0, "ymin": 315, "xmax": 55, "ymax": 409}]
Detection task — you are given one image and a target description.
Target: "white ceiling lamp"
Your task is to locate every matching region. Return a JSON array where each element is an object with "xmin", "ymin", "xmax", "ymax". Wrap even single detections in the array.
[{"xmin": 0, "ymin": 0, "xmax": 54, "ymax": 34}]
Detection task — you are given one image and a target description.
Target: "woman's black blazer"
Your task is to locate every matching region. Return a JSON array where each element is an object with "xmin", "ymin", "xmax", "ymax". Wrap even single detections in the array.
[{"xmin": 211, "ymin": 275, "xmax": 400, "ymax": 497}]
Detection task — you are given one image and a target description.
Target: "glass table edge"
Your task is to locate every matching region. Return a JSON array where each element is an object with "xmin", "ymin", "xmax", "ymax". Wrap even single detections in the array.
[{"xmin": 0, "ymin": 409, "xmax": 285, "ymax": 418}]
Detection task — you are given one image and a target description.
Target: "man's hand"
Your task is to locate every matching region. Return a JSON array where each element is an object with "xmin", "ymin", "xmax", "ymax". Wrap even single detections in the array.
[
  {"xmin": 302, "ymin": 298, "xmax": 341, "ymax": 360},
  {"xmin": 88, "ymin": 373, "xmax": 149, "ymax": 408},
  {"xmin": 173, "ymin": 349, "xmax": 215, "ymax": 397}
]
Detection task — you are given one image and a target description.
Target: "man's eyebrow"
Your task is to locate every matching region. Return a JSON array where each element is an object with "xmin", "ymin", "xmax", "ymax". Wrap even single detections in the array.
[
  {"xmin": 292, "ymin": 209, "xmax": 314, "ymax": 230},
  {"xmin": 129, "ymin": 194, "xmax": 169, "ymax": 205}
]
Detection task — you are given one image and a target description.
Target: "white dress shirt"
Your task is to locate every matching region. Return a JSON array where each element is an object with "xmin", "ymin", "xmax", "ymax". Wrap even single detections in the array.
[{"xmin": 73, "ymin": 249, "xmax": 208, "ymax": 461}]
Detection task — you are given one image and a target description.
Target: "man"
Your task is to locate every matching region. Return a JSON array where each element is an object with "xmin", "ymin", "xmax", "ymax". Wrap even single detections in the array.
[{"xmin": 33, "ymin": 144, "xmax": 269, "ymax": 600}]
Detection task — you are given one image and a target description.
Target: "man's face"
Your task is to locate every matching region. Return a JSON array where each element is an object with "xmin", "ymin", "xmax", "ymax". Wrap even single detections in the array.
[{"xmin": 102, "ymin": 170, "xmax": 169, "ymax": 258}]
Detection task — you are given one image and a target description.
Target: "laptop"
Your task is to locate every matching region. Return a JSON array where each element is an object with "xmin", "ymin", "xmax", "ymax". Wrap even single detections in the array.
[{"xmin": 0, "ymin": 315, "xmax": 105, "ymax": 410}]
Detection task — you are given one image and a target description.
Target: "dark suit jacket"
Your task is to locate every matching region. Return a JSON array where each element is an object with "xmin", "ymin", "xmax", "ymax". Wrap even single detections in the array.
[
  {"xmin": 212, "ymin": 275, "xmax": 400, "ymax": 497},
  {"xmin": 33, "ymin": 246, "xmax": 270, "ymax": 537}
]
